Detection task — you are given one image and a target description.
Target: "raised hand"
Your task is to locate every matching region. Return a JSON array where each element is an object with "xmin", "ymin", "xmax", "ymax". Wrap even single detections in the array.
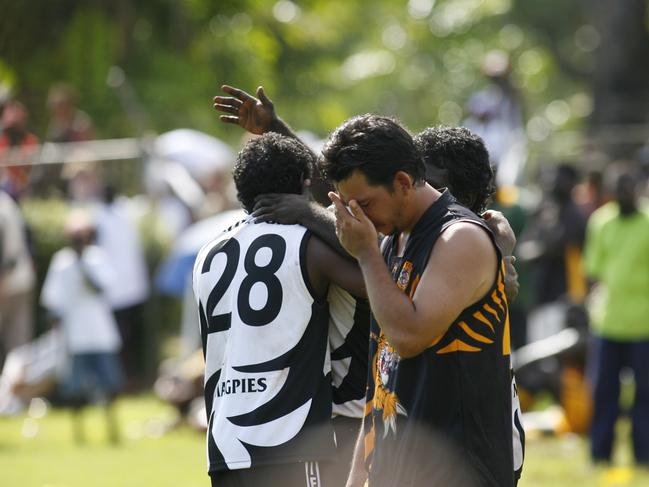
[{"xmin": 213, "ymin": 85, "xmax": 276, "ymax": 135}]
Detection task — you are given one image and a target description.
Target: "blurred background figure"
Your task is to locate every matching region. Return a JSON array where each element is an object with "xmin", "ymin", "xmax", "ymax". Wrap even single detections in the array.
[
  {"xmin": 464, "ymin": 50, "xmax": 527, "ymax": 188},
  {"xmin": 46, "ymin": 83, "xmax": 94, "ymax": 143},
  {"xmin": 0, "ymin": 100, "xmax": 39, "ymax": 200},
  {"xmin": 519, "ymin": 163, "xmax": 588, "ymax": 344},
  {"xmin": 513, "ymin": 163, "xmax": 591, "ymax": 429},
  {"xmin": 0, "ymin": 187, "xmax": 36, "ymax": 368},
  {"xmin": 583, "ymin": 164, "xmax": 649, "ymax": 467},
  {"xmin": 62, "ymin": 158, "xmax": 103, "ymax": 205},
  {"xmin": 574, "ymin": 169, "xmax": 607, "ymax": 218},
  {"xmin": 95, "ymin": 184, "xmax": 150, "ymax": 392},
  {"xmin": 40, "ymin": 209, "xmax": 123, "ymax": 443},
  {"xmin": 29, "ymin": 83, "xmax": 95, "ymax": 197}
]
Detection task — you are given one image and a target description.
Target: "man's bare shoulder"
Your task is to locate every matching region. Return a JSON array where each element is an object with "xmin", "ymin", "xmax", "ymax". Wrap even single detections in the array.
[
  {"xmin": 426, "ymin": 220, "xmax": 498, "ymax": 290},
  {"xmin": 436, "ymin": 220, "xmax": 495, "ymax": 254}
]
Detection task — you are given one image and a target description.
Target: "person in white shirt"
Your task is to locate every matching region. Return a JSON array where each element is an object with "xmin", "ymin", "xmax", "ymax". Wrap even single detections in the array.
[
  {"xmin": 40, "ymin": 209, "xmax": 123, "ymax": 442},
  {"xmin": 95, "ymin": 185, "xmax": 150, "ymax": 389}
]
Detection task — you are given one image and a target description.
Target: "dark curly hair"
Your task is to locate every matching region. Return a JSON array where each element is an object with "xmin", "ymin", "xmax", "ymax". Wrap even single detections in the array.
[
  {"xmin": 414, "ymin": 126, "xmax": 495, "ymax": 214},
  {"xmin": 233, "ymin": 133, "xmax": 313, "ymax": 213},
  {"xmin": 320, "ymin": 114, "xmax": 425, "ymax": 189}
]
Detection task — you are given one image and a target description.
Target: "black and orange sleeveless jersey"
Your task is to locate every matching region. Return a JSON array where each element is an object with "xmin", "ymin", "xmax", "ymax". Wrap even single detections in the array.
[{"xmin": 363, "ymin": 191, "xmax": 515, "ymax": 487}]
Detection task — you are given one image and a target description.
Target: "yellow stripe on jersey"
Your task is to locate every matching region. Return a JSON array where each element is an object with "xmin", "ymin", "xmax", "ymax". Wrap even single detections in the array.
[
  {"xmin": 483, "ymin": 303, "xmax": 500, "ymax": 320},
  {"xmin": 436, "ymin": 338, "xmax": 482, "ymax": 354},
  {"xmin": 491, "ymin": 289, "xmax": 506, "ymax": 313},
  {"xmin": 502, "ymin": 311, "xmax": 511, "ymax": 356},
  {"xmin": 472, "ymin": 311, "xmax": 495, "ymax": 332},
  {"xmin": 459, "ymin": 321, "xmax": 494, "ymax": 344}
]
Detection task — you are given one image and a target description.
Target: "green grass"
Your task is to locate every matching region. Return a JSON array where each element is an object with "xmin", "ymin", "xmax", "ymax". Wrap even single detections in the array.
[
  {"xmin": 521, "ymin": 426, "xmax": 649, "ymax": 487},
  {"xmin": 1, "ymin": 395, "xmax": 649, "ymax": 487},
  {"xmin": 0, "ymin": 395, "xmax": 206, "ymax": 487}
]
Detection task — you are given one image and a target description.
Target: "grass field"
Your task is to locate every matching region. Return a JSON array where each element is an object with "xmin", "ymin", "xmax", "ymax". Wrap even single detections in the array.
[{"xmin": 1, "ymin": 395, "xmax": 648, "ymax": 487}]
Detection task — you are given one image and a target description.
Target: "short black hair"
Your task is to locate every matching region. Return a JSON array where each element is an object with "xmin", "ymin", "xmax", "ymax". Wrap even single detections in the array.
[
  {"xmin": 233, "ymin": 133, "xmax": 313, "ymax": 213},
  {"xmin": 414, "ymin": 126, "xmax": 494, "ymax": 214},
  {"xmin": 320, "ymin": 114, "xmax": 425, "ymax": 188}
]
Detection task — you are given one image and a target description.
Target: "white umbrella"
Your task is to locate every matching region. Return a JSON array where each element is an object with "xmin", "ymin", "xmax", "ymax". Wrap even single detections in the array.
[{"xmin": 153, "ymin": 129, "xmax": 235, "ymax": 180}]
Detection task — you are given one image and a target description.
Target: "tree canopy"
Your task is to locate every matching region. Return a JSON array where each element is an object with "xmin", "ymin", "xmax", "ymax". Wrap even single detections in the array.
[{"xmin": 1, "ymin": 0, "xmax": 647, "ymax": 163}]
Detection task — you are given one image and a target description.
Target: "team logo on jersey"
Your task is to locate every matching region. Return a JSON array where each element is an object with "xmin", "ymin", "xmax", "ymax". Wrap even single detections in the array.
[
  {"xmin": 397, "ymin": 261, "xmax": 413, "ymax": 291},
  {"xmin": 372, "ymin": 333, "xmax": 407, "ymax": 437}
]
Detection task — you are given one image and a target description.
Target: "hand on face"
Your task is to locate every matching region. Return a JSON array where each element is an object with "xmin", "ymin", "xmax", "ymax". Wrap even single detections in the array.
[{"xmin": 328, "ymin": 191, "xmax": 378, "ymax": 260}]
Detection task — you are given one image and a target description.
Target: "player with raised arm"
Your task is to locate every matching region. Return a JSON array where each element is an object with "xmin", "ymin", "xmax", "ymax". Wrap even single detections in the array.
[{"xmin": 193, "ymin": 133, "xmax": 365, "ymax": 487}]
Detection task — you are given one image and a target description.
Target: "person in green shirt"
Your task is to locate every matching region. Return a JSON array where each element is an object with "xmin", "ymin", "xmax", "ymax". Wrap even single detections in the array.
[{"xmin": 583, "ymin": 167, "xmax": 649, "ymax": 466}]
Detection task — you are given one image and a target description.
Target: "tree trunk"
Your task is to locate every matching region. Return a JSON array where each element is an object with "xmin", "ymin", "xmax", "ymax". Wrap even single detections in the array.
[{"xmin": 590, "ymin": 0, "xmax": 649, "ymax": 159}]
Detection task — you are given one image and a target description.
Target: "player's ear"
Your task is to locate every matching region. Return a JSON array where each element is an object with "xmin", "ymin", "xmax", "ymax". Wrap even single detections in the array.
[
  {"xmin": 301, "ymin": 173, "xmax": 311, "ymax": 194},
  {"xmin": 394, "ymin": 171, "xmax": 414, "ymax": 195}
]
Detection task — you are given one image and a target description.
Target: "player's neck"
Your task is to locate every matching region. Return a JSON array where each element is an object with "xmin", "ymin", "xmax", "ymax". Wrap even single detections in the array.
[{"xmin": 397, "ymin": 184, "xmax": 440, "ymax": 254}]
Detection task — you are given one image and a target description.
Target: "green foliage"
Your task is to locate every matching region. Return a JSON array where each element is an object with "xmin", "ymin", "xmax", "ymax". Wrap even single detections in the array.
[{"xmin": 0, "ymin": 0, "xmax": 599, "ymax": 156}]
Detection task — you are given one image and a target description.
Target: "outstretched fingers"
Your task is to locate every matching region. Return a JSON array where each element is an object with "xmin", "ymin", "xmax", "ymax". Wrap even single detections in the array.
[
  {"xmin": 213, "ymin": 95, "xmax": 243, "ymax": 107},
  {"xmin": 220, "ymin": 115, "xmax": 240, "ymax": 125},
  {"xmin": 214, "ymin": 103, "xmax": 240, "ymax": 115},
  {"xmin": 222, "ymin": 85, "xmax": 256, "ymax": 103}
]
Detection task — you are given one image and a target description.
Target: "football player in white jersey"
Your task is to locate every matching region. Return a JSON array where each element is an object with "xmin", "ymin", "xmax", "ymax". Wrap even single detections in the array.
[{"xmin": 193, "ymin": 133, "xmax": 366, "ymax": 487}]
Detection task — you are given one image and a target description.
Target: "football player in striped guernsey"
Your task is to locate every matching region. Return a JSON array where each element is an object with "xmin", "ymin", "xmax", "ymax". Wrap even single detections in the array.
[
  {"xmin": 324, "ymin": 114, "xmax": 514, "ymax": 487},
  {"xmin": 193, "ymin": 133, "xmax": 366, "ymax": 487}
]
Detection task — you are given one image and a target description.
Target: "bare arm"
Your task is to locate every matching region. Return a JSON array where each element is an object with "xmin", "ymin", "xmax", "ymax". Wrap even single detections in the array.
[
  {"xmin": 306, "ymin": 234, "xmax": 366, "ymax": 300},
  {"xmin": 330, "ymin": 193, "xmax": 496, "ymax": 358},
  {"xmin": 483, "ymin": 210, "xmax": 519, "ymax": 302}
]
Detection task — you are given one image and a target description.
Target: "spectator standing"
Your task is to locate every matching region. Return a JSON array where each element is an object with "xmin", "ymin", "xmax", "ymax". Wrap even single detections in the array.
[
  {"xmin": 95, "ymin": 185, "xmax": 150, "ymax": 390},
  {"xmin": 463, "ymin": 50, "xmax": 527, "ymax": 187},
  {"xmin": 519, "ymin": 164, "xmax": 588, "ymax": 343},
  {"xmin": 0, "ymin": 189, "xmax": 35, "ymax": 367},
  {"xmin": 40, "ymin": 210, "xmax": 123, "ymax": 442},
  {"xmin": 0, "ymin": 100, "xmax": 39, "ymax": 200},
  {"xmin": 46, "ymin": 83, "xmax": 93, "ymax": 143},
  {"xmin": 584, "ymin": 167, "xmax": 649, "ymax": 466}
]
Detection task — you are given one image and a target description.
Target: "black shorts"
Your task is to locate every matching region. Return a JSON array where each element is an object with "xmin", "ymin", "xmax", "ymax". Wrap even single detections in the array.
[{"xmin": 210, "ymin": 461, "xmax": 330, "ymax": 487}]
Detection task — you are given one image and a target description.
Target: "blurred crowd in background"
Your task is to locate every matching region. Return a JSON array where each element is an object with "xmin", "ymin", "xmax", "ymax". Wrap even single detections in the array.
[{"xmin": 1, "ymin": 49, "xmax": 649, "ymax": 466}]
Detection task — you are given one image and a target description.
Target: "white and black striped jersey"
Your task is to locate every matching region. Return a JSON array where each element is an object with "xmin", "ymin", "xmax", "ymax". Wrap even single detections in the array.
[
  {"xmin": 193, "ymin": 219, "xmax": 334, "ymax": 473},
  {"xmin": 327, "ymin": 285, "xmax": 370, "ymax": 419}
]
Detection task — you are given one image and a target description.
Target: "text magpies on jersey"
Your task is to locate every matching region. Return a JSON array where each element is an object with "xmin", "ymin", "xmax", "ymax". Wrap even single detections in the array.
[{"xmin": 216, "ymin": 377, "xmax": 268, "ymax": 397}]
